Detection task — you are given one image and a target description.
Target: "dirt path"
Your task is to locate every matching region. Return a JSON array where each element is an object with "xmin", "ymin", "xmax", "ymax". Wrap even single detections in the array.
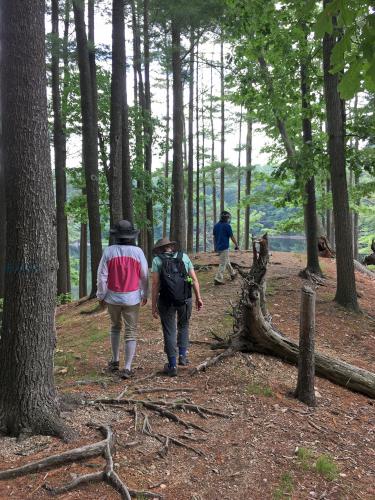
[{"xmin": 0, "ymin": 251, "xmax": 374, "ymax": 499}]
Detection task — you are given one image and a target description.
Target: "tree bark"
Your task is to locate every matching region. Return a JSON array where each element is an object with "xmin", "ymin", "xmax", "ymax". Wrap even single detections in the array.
[
  {"xmin": 244, "ymin": 116, "xmax": 252, "ymax": 250},
  {"xmin": 163, "ymin": 42, "xmax": 170, "ymax": 238},
  {"xmin": 0, "ymin": 123, "xmax": 5, "ymax": 298},
  {"xmin": 295, "ymin": 286, "xmax": 316, "ymax": 407},
  {"xmin": 122, "ymin": 21, "xmax": 133, "ymax": 223},
  {"xmin": 79, "ymin": 221, "xmax": 88, "ymax": 298},
  {"xmin": 201, "ymin": 86, "xmax": 207, "ymax": 253},
  {"xmin": 73, "ymin": 0, "xmax": 102, "ymax": 297},
  {"xmin": 109, "ymin": 0, "xmax": 125, "ymax": 226},
  {"xmin": 52, "ymin": 0, "xmax": 70, "ymax": 296},
  {"xmin": 220, "ymin": 39, "xmax": 225, "ymax": 212},
  {"xmin": 236, "ymin": 107, "xmax": 243, "ymax": 244},
  {"xmin": 0, "ymin": 0, "xmax": 65, "ymax": 437},
  {"xmin": 170, "ymin": 19, "xmax": 186, "ymax": 250},
  {"xmin": 210, "ymin": 61, "xmax": 217, "ymax": 226},
  {"xmin": 187, "ymin": 31, "xmax": 195, "ymax": 253},
  {"xmin": 323, "ymin": 1, "xmax": 358, "ymax": 311},
  {"xmin": 195, "ymin": 44, "xmax": 200, "ymax": 254}
]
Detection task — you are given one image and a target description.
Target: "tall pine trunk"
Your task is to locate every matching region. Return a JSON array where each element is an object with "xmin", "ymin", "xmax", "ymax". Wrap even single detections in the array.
[
  {"xmin": 79, "ymin": 221, "xmax": 88, "ymax": 298},
  {"xmin": 195, "ymin": 45, "xmax": 200, "ymax": 254},
  {"xmin": 323, "ymin": 0, "xmax": 358, "ymax": 311},
  {"xmin": 0, "ymin": 0, "xmax": 64, "ymax": 437},
  {"xmin": 187, "ymin": 31, "xmax": 195, "ymax": 253},
  {"xmin": 163, "ymin": 46, "xmax": 170, "ymax": 238},
  {"xmin": 122, "ymin": 20, "xmax": 133, "ymax": 222},
  {"xmin": 109, "ymin": 0, "xmax": 125, "ymax": 225},
  {"xmin": 170, "ymin": 19, "xmax": 186, "ymax": 250},
  {"xmin": 220, "ymin": 39, "xmax": 225, "ymax": 212},
  {"xmin": 73, "ymin": 0, "xmax": 102, "ymax": 297},
  {"xmin": 201, "ymin": 89, "xmax": 207, "ymax": 252},
  {"xmin": 0, "ymin": 160, "xmax": 5, "ymax": 299},
  {"xmin": 244, "ymin": 116, "xmax": 252, "ymax": 250},
  {"xmin": 52, "ymin": 0, "xmax": 70, "ymax": 295},
  {"xmin": 210, "ymin": 61, "xmax": 217, "ymax": 225},
  {"xmin": 236, "ymin": 107, "xmax": 243, "ymax": 244}
]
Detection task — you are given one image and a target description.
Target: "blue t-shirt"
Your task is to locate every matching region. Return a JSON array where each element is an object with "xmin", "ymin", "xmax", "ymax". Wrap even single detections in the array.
[{"xmin": 213, "ymin": 222, "xmax": 233, "ymax": 251}]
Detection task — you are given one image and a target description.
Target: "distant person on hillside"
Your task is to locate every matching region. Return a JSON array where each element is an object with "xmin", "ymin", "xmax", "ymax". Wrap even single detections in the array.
[
  {"xmin": 151, "ymin": 238, "xmax": 203, "ymax": 377},
  {"xmin": 213, "ymin": 210, "xmax": 239, "ymax": 285},
  {"xmin": 97, "ymin": 220, "xmax": 149, "ymax": 379}
]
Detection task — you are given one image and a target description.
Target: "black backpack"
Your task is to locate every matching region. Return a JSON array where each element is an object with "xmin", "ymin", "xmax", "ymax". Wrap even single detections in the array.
[{"xmin": 159, "ymin": 252, "xmax": 192, "ymax": 307}]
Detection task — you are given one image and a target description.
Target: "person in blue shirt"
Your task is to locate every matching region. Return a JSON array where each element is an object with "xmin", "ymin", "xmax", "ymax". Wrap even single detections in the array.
[{"xmin": 213, "ymin": 211, "xmax": 239, "ymax": 284}]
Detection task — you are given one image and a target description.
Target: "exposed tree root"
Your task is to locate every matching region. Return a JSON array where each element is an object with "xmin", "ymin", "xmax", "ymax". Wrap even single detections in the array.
[
  {"xmin": 298, "ymin": 268, "xmax": 325, "ymax": 285},
  {"xmin": 134, "ymin": 386, "xmax": 196, "ymax": 394},
  {"xmin": 190, "ymin": 348, "xmax": 236, "ymax": 374}
]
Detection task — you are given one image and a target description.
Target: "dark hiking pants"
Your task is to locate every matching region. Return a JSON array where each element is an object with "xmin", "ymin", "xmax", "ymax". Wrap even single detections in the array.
[{"xmin": 157, "ymin": 298, "xmax": 193, "ymax": 358}]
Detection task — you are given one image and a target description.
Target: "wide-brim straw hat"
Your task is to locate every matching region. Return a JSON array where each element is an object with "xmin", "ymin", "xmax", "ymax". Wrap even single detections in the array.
[
  {"xmin": 153, "ymin": 237, "xmax": 178, "ymax": 254},
  {"xmin": 110, "ymin": 220, "xmax": 139, "ymax": 239}
]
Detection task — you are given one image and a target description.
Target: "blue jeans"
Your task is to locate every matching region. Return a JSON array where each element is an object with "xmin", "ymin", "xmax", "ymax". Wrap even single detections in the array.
[{"xmin": 158, "ymin": 298, "xmax": 193, "ymax": 358}]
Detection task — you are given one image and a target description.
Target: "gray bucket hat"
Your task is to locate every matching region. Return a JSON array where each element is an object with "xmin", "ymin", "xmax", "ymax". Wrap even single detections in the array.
[
  {"xmin": 110, "ymin": 220, "xmax": 139, "ymax": 239},
  {"xmin": 153, "ymin": 237, "xmax": 178, "ymax": 254}
]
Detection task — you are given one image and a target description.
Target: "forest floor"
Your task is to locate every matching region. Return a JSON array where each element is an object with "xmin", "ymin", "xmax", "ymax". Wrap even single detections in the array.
[{"xmin": 0, "ymin": 251, "xmax": 374, "ymax": 500}]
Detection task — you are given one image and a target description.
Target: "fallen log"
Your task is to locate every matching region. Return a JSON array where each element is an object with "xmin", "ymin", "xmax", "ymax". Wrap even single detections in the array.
[
  {"xmin": 229, "ymin": 237, "xmax": 375, "ymax": 399},
  {"xmin": 354, "ymin": 259, "xmax": 375, "ymax": 279}
]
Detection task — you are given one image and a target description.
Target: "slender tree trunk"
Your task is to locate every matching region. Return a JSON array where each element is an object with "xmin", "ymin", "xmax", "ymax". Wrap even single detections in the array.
[
  {"xmin": 323, "ymin": 1, "xmax": 358, "ymax": 311},
  {"xmin": 195, "ymin": 45, "xmax": 200, "ymax": 254},
  {"xmin": 52, "ymin": 0, "xmax": 70, "ymax": 296},
  {"xmin": 73, "ymin": 0, "xmax": 102, "ymax": 297},
  {"xmin": 352, "ymin": 96, "xmax": 359, "ymax": 260},
  {"xmin": 170, "ymin": 19, "xmax": 186, "ymax": 250},
  {"xmin": 244, "ymin": 116, "xmax": 252, "ymax": 250},
  {"xmin": 210, "ymin": 61, "xmax": 217, "ymax": 225},
  {"xmin": 236, "ymin": 107, "xmax": 243, "ymax": 244},
  {"xmin": 122, "ymin": 23, "xmax": 133, "ymax": 222},
  {"xmin": 163, "ymin": 51, "xmax": 170, "ymax": 238},
  {"xmin": 187, "ymin": 31, "xmax": 194, "ymax": 253},
  {"xmin": 220, "ymin": 39, "xmax": 225, "ymax": 212},
  {"xmin": 202, "ymin": 91, "xmax": 207, "ymax": 253},
  {"xmin": 109, "ymin": 0, "xmax": 124, "ymax": 225},
  {"xmin": 79, "ymin": 222, "xmax": 88, "ymax": 298},
  {"xmin": 0, "ymin": 0, "xmax": 65, "ymax": 437},
  {"xmin": 300, "ymin": 57, "xmax": 321, "ymax": 275},
  {"xmin": 326, "ymin": 177, "xmax": 332, "ymax": 242}
]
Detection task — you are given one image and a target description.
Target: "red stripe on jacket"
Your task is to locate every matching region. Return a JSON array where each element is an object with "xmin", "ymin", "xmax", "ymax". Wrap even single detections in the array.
[{"xmin": 107, "ymin": 256, "xmax": 141, "ymax": 293}]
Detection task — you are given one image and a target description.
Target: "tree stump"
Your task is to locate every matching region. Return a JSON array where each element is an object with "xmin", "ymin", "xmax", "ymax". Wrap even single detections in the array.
[{"xmin": 295, "ymin": 286, "xmax": 316, "ymax": 406}]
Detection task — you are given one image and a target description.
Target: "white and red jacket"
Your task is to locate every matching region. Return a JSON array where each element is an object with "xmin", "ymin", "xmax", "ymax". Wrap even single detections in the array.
[{"xmin": 97, "ymin": 244, "xmax": 149, "ymax": 306}]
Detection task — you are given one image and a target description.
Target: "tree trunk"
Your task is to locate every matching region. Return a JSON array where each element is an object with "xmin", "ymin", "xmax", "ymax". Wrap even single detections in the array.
[
  {"xmin": 187, "ymin": 31, "xmax": 194, "ymax": 253},
  {"xmin": 220, "ymin": 39, "xmax": 225, "ymax": 212},
  {"xmin": 0, "ymin": 159, "xmax": 5, "ymax": 299},
  {"xmin": 109, "ymin": 0, "xmax": 125, "ymax": 225},
  {"xmin": 209, "ymin": 61, "xmax": 217, "ymax": 230},
  {"xmin": 300, "ymin": 32, "xmax": 322, "ymax": 276},
  {"xmin": 122, "ymin": 21, "xmax": 133, "ymax": 223},
  {"xmin": 323, "ymin": 1, "xmax": 358, "ymax": 311},
  {"xmin": 295, "ymin": 286, "xmax": 316, "ymax": 407},
  {"xmin": 195, "ymin": 44, "xmax": 200, "ymax": 254},
  {"xmin": 169, "ymin": 20, "xmax": 186, "ymax": 250},
  {"xmin": 0, "ymin": 0, "xmax": 65, "ymax": 437},
  {"xmin": 52, "ymin": 0, "xmax": 70, "ymax": 296},
  {"xmin": 79, "ymin": 222, "xmax": 88, "ymax": 298},
  {"xmin": 143, "ymin": 0, "xmax": 153, "ymax": 263},
  {"xmin": 244, "ymin": 116, "xmax": 252, "ymax": 250},
  {"xmin": 236, "ymin": 107, "xmax": 243, "ymax": 244},
  {"xmin": 163, "ymin": 43, "xmax": 170, "ymax": 238},
  {"xmin": 326, "ymin": 177, "xmax": 332, "ymax": 243},
  {"xmin": 201, "ymin": 87, "xmax": 207, "ymax": 253},
  {"xmin": 73, "ymin": 0, "xmax": 102, "ymax": 298},
  {"xmin": 231, "ymin": 239, "xmax": 375, "ymax": 398}
]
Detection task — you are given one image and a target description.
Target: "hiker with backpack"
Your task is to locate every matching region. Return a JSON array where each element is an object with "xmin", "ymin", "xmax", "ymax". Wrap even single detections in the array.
[
  {"xmin": 213, "ymin": 210, "xmax": 239, "ymax": 285},
  {"xmin": 151, "ymin": 238, "xmax": 203, "ymax": 376},
  {"xmin": 97, "ymin": 220, "xmax": 149, "ymax": 379}
]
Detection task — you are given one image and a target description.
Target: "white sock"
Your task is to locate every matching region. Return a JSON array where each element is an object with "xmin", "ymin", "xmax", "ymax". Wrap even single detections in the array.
[{"xmin": 124, "ymin": 340, "xmax": 136, "ymax": 371}]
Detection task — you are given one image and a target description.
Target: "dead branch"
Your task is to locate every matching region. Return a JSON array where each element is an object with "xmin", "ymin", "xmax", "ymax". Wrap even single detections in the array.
[
  {"xmin": 190, "ymin": 348, "xmax": 236, "ymax": 374},
  {"xmin": 149, "ymin": 400, "xmax": 231, "ymax": 418}
]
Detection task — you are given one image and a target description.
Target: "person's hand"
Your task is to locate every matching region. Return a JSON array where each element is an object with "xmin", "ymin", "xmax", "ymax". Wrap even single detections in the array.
[
  {"xmin": 196, "ymin": 297, "xmax": 203, "ymax": 311},
  {"xmin": 152, "ymin": 305, "xmax": 159, "ymax": 318},
  {"xmin": 234, "ymin": 245, "xmax": 239, "ymax": 251},
  {"xmin": 141, "ymin": 298, "xmax": 147, "ymax": 306},
  {"xmin": 98, "ymin": 300, "xmax": 106, "ymax": 309}
]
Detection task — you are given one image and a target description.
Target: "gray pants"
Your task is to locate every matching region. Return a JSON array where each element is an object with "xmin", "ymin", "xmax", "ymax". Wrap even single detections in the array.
[
  {"xmin": 158, "ymin": 298, "xmax": 192, "ymax": 358},
  {"xmin": 215, "ymin": 249, "xmax": 236, "ymax": 283}
]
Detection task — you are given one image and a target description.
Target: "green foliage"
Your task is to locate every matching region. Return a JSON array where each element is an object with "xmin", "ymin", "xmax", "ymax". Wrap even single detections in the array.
[
  {"xmin": 273, "ymin": 472, "xmax": 294, "ymax": 500},
  {"xmin": 297, "ymin": 447, "xmax": 314, "ymax": 470},
  {"xmin": 245, "ymin": 382, "xmax": 274, "ymax": 397},
  {"xmin": 56, "ymin": 293, "xmax": 73, "ymax": 306},
  {"xmin": 315, "ymin": 454, "xmax": 339, "ymax": 481}
]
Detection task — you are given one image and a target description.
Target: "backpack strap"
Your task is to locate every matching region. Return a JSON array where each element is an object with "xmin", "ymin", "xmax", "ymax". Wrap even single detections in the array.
[{"xmin": 175, "ymin": 252, "xmax": 187, "ymax": 276}]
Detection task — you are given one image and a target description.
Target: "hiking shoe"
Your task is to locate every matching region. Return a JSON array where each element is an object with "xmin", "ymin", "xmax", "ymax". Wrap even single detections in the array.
[
  {"xmin": 119, "ymin": 368, "xmax": 133, "ymax": 380},
  {"xmin": 230, "ymin": 271, "xmax": 238, "ymax": 280},
  {"xmin": 107, "ymin": 360, "xmax": 119, "ymax": 373},
  {"xmin": 178, "ymin": 355, "xmax": 190, "ymax": 366},
  {"xmin": 214, "ymin": 279, "xmax": 225, "ymax": 285},
  {"xmin": 163, "ymin": 363, "xmax": 177, "ymax": 377}
]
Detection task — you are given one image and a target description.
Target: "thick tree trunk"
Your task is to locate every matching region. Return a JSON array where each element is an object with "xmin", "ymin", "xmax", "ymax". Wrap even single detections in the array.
[
  {"xmin": 201, "ymin": 89, "xmax": 207, "ymax": 253},
  {"xmin": 73, "ymin": 0, "xmax": 102, "ymax": 297},
  {"xmin": 244, "ymin": 116, "xmax": 252, "ymax": 250},
  {"xmin": 170, "ymin": 20, "xmax": 186, "ymax": 250},
  {"xmin": 187, "ymin": 31, "xmax": 195, "ymax": 253},
  {"xmin": 236, "ymin": 107, "xmax": 243, "ymax": 244},
  {"xmin": 323, "ymin": 2, "xmax": 358, "ymax": 311},
  {"xmin": 52, "ymin": 0, "xmax": 70, "ymax": 296},
  {"xmin": 220, "ymin": 39, "xmax": 225, "ymax": 212},
  {"xmin": 163, "ymin": 51, "xmax": 170, "ymax": 238},
  {"xmin": 326, "ymin": 177, "xmax": 332, "ymax": 243},
  {"xmin": 79, "ymin": 222, "xmax": 88, "ymax": 298},
  {"xmin": 195, "ymin": 45, "xmax": 200, "ymax": 254},
  {"xmin": 210, "ymin": 61, "xmax": 217, "ymax": 226},
  {"xmin": 0, "ymin": 0, "xmax": 65, "ymax": 437},
  {"xmin": 122, "ymin": 24, "xmax": 133, "ymax": 223},
  {"xmin": 231, "ymin": 239, "xmax": 375, "ymax": 398},
  {"xmin": 109, "ymin": 0, "xmax": 125, "ymax": 225},
  {"xmin": 0, "ymin": 160, "xmax": 5, "ymax": 299}
]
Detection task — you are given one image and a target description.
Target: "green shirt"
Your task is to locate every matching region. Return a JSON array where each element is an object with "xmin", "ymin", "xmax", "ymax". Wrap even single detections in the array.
[{"xmin": 152, "ymin": 252, "xmax": 194, "ymax": 274}]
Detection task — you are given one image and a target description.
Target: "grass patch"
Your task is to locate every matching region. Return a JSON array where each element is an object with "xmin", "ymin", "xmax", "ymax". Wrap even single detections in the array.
[
  {"xmin": 297, "ymin": 447, "xmax": 314, "ymax": 470},
  {"xmin": 273, "ymin": 472, "xmax": 294, "ymax": 500},
  {"xmin": 315, "ymin": 454, "xmax": 339, "ymax": 481},
  {"xmin": 245, "ymin": 382, "xmax": 274, "ymax": 397}
]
